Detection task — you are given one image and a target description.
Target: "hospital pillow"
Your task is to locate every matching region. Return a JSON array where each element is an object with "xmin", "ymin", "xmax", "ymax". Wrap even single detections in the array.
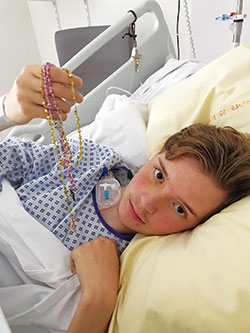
[
  {"xmin": 147, "ymin": 43, "xmax": 250, "ymax": 156},
  {"xmin": 108, "ymin": 44, "xmax": 250, "ymax": 332},
  {"xmin": 69, "ymin": 94, "xmax": 148, "ymax": 171}
]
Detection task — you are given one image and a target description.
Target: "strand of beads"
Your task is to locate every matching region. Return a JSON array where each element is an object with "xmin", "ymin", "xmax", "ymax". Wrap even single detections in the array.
[
  {"xmin": 40, "ymin": 62, "xmax": 83, "ymax": 232},
  {"xmin": 63, "ymin": 68, "xmax": 83, "ymax": 167}
]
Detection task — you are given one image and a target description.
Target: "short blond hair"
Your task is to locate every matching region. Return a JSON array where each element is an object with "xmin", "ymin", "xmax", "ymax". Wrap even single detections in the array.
[{"xmin": 162, "ymin": 123, "xmax": 250, "ymax": 208}]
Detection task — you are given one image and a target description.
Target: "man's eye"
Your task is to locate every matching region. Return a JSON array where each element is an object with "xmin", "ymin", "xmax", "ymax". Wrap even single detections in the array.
[
  {"xmin": 174, "ymin": 204, "xmax": 185, "ymax": 216},
  {"xmin": 154, "ymin": 169, "xmax": 163, "ymax": 180}
]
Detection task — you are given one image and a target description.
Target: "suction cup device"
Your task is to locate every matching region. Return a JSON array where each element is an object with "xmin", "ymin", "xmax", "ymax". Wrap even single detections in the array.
[{"xmin": 96, "ymin": 166, "xmax": 121, "ymax": 209}]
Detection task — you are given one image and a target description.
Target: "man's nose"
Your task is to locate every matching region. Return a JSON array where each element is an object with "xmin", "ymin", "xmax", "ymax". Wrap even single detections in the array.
[{"xmin": 141, "ymin": 191, "xmax": 162, "ymax": 214}]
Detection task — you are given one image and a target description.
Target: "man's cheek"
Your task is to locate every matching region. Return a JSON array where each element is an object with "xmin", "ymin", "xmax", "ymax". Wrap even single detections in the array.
[{"xmin": 131, "ymin": 172, "xmax": 147, "ymax": 191}]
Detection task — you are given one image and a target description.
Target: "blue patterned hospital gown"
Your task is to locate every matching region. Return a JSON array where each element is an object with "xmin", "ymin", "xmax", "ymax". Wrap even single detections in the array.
[{"xmin": 0, "ymin": 137, "xmax": 133, "ymax": 255}]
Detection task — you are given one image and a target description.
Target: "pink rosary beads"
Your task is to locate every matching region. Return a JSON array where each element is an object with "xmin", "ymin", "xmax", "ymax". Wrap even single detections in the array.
[{"xmin": 40, "ymin": 62, "xmax": 83, "ymax": 232}]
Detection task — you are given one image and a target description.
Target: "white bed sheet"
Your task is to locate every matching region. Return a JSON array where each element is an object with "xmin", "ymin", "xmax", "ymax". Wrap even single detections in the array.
[
  {"xmin": 132, "ymin": 58, "xmax": 203, "ymax": 101},
  {"xmin": 0, "ymin": 180, "xmax": 81, "ymax": 333}
]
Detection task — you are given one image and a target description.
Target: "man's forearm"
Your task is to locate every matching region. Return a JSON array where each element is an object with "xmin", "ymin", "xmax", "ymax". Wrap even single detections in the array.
[{"xmin": 67, "ymin": 293, "xmax": 115, "ymax": 333}]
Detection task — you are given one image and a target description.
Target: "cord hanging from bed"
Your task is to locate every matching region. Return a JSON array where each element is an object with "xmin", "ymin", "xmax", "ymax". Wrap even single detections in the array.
[{"xmin": 176, "ymin": 0, "xmax": 197, "ymax": 60}]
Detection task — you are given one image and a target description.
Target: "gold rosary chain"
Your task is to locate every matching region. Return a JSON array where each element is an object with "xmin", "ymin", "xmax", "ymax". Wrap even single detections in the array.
[{"xmin": 40, "ymin": 65, "xmax": 83, "ymax": 232}]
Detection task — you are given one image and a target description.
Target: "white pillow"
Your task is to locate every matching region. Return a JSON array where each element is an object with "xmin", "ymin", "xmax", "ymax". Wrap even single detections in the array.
[
  {"xmin": 69, "ymin": 94, "xmax": 148, "ymax": 171},
  {"xmin": 132, "ymin": 58, "xmax": 203, "ymax": 102}
]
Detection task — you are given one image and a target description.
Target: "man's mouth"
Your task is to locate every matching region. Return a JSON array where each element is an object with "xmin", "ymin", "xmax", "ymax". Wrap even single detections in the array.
[{"xmin": 129, "ymin": 199, "xmax": 145, "ymax": 224}]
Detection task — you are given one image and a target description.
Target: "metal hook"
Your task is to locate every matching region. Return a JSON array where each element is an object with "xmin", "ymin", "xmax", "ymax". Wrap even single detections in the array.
[
  {"xmin": 122, "ymin": 10, "xmax": 138, "ymax": 41},
  {"xmin": 128, "ymin": 10, "xmax": 137, "ymax": 24}
]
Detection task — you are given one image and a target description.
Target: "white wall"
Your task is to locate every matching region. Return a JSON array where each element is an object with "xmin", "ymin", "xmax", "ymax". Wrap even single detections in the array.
[
  {"xmin": 192, "ymin": 0, "xmax": 250, "ymax": 63},
  {"xmin": 0, "ymin": 0, "xmax": 41, "ymax": 96},
  {"xmin": 28, "ymin": 0, "xmax": 90, "ymax": 65},
  {"xmin": 1, "ymin": 0, "xmax": 250, "ymax": 97}
]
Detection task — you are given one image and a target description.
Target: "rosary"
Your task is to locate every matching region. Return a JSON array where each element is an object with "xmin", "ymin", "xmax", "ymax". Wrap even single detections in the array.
[
  {"xmin": 40, "ymin": 62, "xmax": 83, "ymax": 232},
  {"xmin": 40, "ymin": 62, "xmax": 126, "ymax": 232},
  {"xmin": 40, "ymin": 56, "xmax": 135, "ymax": 232}
]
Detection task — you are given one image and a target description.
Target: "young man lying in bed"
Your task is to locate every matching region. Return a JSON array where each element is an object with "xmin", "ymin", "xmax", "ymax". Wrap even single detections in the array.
[
  {"xmin": 1, "ymin": 65, "xmax": 250, "ymax": 332},
  {"xmin": 2, "ymin": 65, "xmax": 250, "ymax": 248}
]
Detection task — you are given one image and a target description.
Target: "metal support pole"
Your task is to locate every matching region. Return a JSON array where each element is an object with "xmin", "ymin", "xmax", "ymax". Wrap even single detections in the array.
[{"xmin": 232, "ymin": 0, "xmax": 244, "ymax": 47}]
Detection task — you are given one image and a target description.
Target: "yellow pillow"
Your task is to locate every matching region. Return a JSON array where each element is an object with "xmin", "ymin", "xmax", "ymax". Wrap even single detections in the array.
[
  {"xmin": 147, "ymin": 43, "xmax": 250, "ymax": 156},
  {"xmin": 109, "ymin": 44, "xmax": 250, "ymax": 332},
  {"xmin": 110, "ymin": 199, "xmax": 250, "ymax": 332}
]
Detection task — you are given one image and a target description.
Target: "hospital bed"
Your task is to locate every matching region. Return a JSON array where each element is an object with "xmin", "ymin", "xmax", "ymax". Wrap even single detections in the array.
[{"xmin": 2, "ymin": 0, "xmax": 250, "ymax": 332}]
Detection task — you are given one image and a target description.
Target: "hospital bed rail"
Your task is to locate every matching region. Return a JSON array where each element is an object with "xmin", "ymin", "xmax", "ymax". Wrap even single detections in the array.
[{"xmin": 7, "ymin": 0, "xmax": 175, "ymax": 144}]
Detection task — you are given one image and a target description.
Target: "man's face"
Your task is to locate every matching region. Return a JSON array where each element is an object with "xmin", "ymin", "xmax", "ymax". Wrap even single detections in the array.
[{"xmin": 116, "ymin": 153, "xmax": 227, "ymax": 235}]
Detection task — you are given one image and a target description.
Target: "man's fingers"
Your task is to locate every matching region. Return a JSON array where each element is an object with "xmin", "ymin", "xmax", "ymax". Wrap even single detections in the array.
[
  {"xmin": 51, "ymin": 82, "xmax": 84, "ymax": 104},
  {"xmin": 50, "ymin": 66, "xmax": 84, "ymax": 88}
]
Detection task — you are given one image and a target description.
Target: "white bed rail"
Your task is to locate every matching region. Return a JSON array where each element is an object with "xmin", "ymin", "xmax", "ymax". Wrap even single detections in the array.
[{"xmin": 7, "ymin": 0, "xmax": 175, "ymax": 144}]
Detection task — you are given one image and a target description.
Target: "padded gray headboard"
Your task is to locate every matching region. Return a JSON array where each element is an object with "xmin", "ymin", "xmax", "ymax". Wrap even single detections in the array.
[{"xmin": 55, "ymin": 26, "xmax": 133, "ymax": 96}]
